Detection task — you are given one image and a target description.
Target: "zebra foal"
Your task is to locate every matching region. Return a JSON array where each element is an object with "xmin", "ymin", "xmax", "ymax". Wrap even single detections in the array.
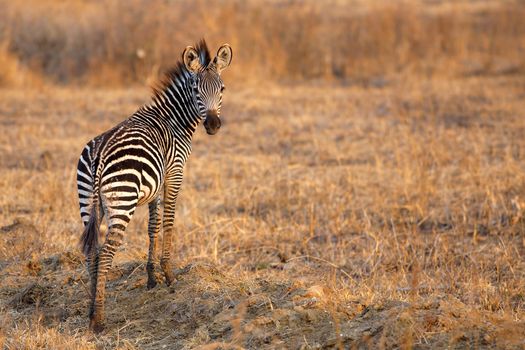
[{"xmin": 76, "ymin": 40, "xmax": 232, "ymax": 332}]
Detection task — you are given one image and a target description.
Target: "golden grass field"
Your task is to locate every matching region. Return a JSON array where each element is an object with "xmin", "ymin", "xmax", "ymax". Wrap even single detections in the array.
[
  {"xmin": 1, "ymin": 0, "xmax": 525, "ymax": 349},
  {"xmin": 1, "ymin": 76, "xmax": 525, "ymax": 349}
]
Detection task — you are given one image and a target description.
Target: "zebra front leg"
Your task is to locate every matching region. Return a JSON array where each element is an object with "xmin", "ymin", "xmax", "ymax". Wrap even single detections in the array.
[
  {"xmin": 160, "ymin": 177, "xmax": 181, "ymax": 286},
  {"xmin": 89, "ymin": 206, "xmax": 134, "ymax": 333},
  {"xmin": 147, "ymin": 196, "xmax": 161, "ymax": 289}
]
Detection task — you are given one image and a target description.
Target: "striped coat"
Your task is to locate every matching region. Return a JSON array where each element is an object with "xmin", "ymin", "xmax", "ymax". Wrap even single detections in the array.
[{"xmin": 76, "ymin": 40, "xmax": 232, "ymax": 332}]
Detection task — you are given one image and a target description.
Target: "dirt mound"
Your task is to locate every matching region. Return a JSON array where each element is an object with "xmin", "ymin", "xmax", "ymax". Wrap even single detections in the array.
[
  {"xmin": 96, "ymin": 262, "xmax": 358, "ymax": 349},
  {"xmin": 1, "ymin": 258, "xmax": 361, "ymax": 348}
]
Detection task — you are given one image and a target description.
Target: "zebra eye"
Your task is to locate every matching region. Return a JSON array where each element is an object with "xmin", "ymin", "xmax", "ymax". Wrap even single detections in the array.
[{"xmin": 220, "ymin": 86, "xmax": 225, "ymax": 93}]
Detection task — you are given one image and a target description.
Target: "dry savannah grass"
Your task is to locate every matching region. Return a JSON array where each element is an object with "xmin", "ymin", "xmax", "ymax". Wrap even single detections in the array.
[{"xmin": 1, "ymin": 0, "xmax": 525, "ymax": 349}]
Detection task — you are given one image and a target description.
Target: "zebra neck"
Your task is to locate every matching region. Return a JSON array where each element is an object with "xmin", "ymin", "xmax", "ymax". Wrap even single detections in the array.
[{"xmin": 149, "ymin": 80, "xmax": 201, "ymax": 138}]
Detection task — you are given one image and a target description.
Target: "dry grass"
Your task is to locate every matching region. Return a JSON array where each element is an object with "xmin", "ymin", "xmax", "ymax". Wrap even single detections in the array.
[
  {"xmin": 1, "ymin": 0, "xmax": 525, "ymax": 349},
  {"xmin": 1, "ymin": 72, "xmax": 525, "ymax": 348}
]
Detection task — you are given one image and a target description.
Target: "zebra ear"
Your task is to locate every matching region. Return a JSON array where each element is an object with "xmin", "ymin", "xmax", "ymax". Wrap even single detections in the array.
[
  {"xmin": 183, "ymin": 46, "xmax": 202, "ymax": 73},
  {"xmin": 213, "ymin": 44, "xmax": 232, "ymax": 73}
]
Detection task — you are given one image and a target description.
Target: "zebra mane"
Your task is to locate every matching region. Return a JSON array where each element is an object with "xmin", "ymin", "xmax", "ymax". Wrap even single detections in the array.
[{"xmin": 151, "ymin": 39, "xmax": 211, "ymax": 100}]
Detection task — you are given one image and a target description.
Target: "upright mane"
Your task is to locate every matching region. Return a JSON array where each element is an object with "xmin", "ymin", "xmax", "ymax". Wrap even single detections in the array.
[{"xmin": 151, "ymin": 39, "xmax": 211, "ymax": 100}]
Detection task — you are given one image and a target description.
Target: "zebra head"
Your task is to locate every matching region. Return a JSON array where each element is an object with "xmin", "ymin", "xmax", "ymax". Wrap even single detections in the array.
[{"xmin": 183, "ymin": 43, "xmax": 233, "ymax": 135}]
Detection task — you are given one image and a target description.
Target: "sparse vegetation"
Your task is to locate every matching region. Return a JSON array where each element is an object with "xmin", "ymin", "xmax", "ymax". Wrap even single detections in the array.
[{"xmin": 1, "ymin": 0, "xmax": 525, "ymax": 349}]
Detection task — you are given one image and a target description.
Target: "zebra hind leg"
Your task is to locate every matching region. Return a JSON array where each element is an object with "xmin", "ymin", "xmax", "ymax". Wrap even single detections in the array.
[
  {"xmin": 89, "ymin": 202, "xmax": 136, "ymax": 333},
  {"xmin": 146, "ymin": 196, "xmax": 161, "ymax": 289},
  {"xmin": 85, "ymin": 208, "xmax": 104, "ymax": 313}
]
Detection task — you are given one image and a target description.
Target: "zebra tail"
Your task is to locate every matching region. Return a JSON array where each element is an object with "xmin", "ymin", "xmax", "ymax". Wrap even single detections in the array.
[
  {"xmin": 80, "ymin": 202, "xmax": 100, "ymax": 257},
  {"xmin": 81, "ymin": 150, "xmax": 104, "ymax": 257}
]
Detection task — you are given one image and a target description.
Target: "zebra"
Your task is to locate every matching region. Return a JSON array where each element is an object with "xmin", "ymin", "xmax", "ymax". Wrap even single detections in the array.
[{"xmin": 76, "ymin": 40, "xmax": 232, "ymax": 332}]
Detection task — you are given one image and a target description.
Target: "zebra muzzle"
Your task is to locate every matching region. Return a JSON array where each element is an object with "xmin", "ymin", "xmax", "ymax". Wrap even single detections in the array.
[{"xmin": 204, "ymin": 110, "xmax": 221, "ymax": 135}]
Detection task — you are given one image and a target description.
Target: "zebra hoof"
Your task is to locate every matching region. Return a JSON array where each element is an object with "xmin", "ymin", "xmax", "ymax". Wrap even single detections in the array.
[
  {"xmin": 147, "ymin": 278, "xmax": 157, "ymax": 289},
  {"xmin": 165, "ymin": 274, "xmax": 174, "ymax": 286},
  {"xmin": 89, "ymin": 317, "xmax": 105, "ymax": 334}
]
